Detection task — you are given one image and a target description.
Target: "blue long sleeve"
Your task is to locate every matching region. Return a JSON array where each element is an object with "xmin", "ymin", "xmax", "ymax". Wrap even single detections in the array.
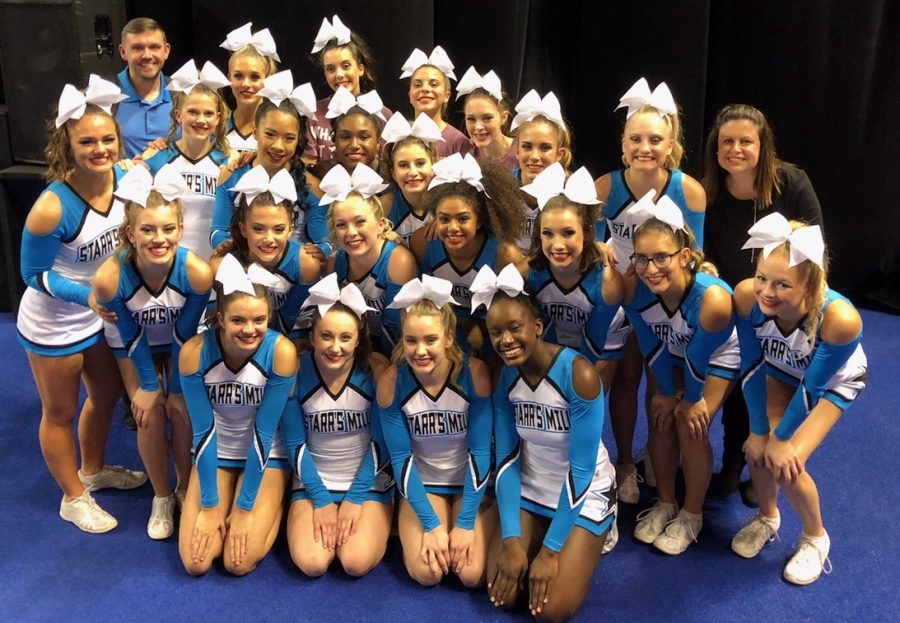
[
  {"xmin": 344, "ymin": 440, "xmax": 378, "ymax": 505},
  {"xmin": 105, "ymin": 294, "xmax": 159, "ymax": 391},
  {"xmin": 210, "ymin": 169, "xmax": 242, "ymax": 249},
  {"xmin": 580, "ymin": 297, "xmax": 618, "ymax": 364},
  {"xmin": 20, "ymin": 229, "xmax": 91, "ymax": 306},
  {"xmin": 684, "ymin": 207, "xmax": 705, "ymax": 251},
  {"xmin": 736, "ymin": 311, "xmax": 769, "ymax": 435},
  {"xmin": 182, "ymin": 367, "xmax": 219, "ymax": 508},
  {"xmin": 774, "ymin": 336, "xmax": 862, "ymax": 441},
  {"xmin": 304, "ymin": 192, "xmax": 334, "ymax": 256},
  {"xmin": 455, "ymin": 391, "xmax": 492, "ymax": 530},
  {"xmin": 169, "ymin": 285, "xmax": 210, "ymax": 394},
  {"xmin": 682, "ymin": 321, "xmax": 733, "ymax": 403},
  {"xmin": 380, "ymin": 278, "xmax": 404, "ymax": 348},
  {"xmin": 235, "ymin": 370, "xmax": 293, "ymax": 511},
  {"xmin": 625, "ymin": 306, "xmax": 678, "ymax": 396},
  {"xmin": 493, "ymin": 380, "xmax": 522, "ymax": 540}
]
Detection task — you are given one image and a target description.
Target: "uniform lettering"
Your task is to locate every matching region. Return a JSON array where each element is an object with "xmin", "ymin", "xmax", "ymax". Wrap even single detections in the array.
[
  {"xmin": 306, "ymin": 409, "xmax": 370, "ymax": 433},
  {"xmin": 206, "ymin": 382, "xmax": 264, "ymax": 406},
  {"xmin": 611, "ymin": 221, "xmax": 637, "ymax": 240},
  {"xmin": 514, "ymin": 402, "xmax": 571, "ymax": 432},
  {"xmin": 132, "ymin": 306, "xmax": 180, "ymax": 326},
  {"xmin": 181, "ymin": 173, "xmax": 217, "ymax": 196},
  {"xmin": 760, "ymin": 336, "xmax": 812, "ymax": 369},
  {"xmin": 649, "ymin": 322, "xmax": 691, "ymax": 348},
  {"xmin": 545, "ymin": 302, "xmax": 588, "ymax": 325},
  {"xmin": 76, "ymin": 227, "xmax": 119, "ymax": 262},
  {"xmin": 407, "ymin": 411, "xmax": 468, "ymax": 437}
]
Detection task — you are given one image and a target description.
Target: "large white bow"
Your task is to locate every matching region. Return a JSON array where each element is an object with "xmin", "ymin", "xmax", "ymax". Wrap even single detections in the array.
[
  {"xmin": 319, "ymin": 163, "xmax": 388, "ymax": 206},
  {"xmin": 256, "ymin": 70, "xmax": 316, "ymax": 117},
  {"xmin": 115, "ymin": 163, "xmax": 192, "ymax": 207},
  {"xmin": 520, "ymin": 162, "xmax": 599, "ymax": 210},
  {"xmin": 470, "ymin": 264, "xmax": 526, "ymax": 311},
  {"xmin": 399, "ymin": 46, "xmax": 456, "ymax": 81},
  {"xmin": 387, "ymin": 274, "xmax": 458, "ymax": 309},
  {"xmin": 311, "ymin": 15, "xmax": 352, "ymax": 53},
  {"xmin": 216, "ymin": 253, "xmax": 281, "ymax": 296},
  {"xmin": 455, "ymin": 66, "xmax": 502, "ymax": 101},
  {"xmin": 381, "ymin": 112, "xmax": 445, "ymax": 145},
  {"xmin": 219, "ymin": 22, "xmax": 281, "ymax": 61},
  {"xmin": 742, "ymin": 213, "xmax": 824, "ymax": 268},
  {"xmin": 427, "ymin": 153, "xmax": 485, "ymax": 193},
  {"xmin": 626, "ymin": 189, "xmax": 685, "ymax": 233},
  {"xmin": 301, "ymin": 273, "xmax": 374, "ymax": 318},
  {"xmin": 615, "ymin": 77, "xmax": 677, "ymax": 119},
  {"xmin": 231, "ymin": 165, "xmax": 298, "ymax": 205},
  {"xmin": 166, "ymin": 59, "xmax": 230, "ymax": 94},
  {"xmin": 55, "ymin": 74, "xmax": 126, "ymax": 128},
  {"xmin": 510, "ymin": 90, "xmax": 564, "ymax": 132},
  {"xmin": 325, "ymin": 86, "xmax": 386, "ymax": 121}
]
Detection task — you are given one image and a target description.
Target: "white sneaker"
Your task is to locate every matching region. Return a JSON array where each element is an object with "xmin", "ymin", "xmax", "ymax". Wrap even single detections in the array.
[
  {"xmin": 653, "ymin": 510, "xmax": 703, "ymax": 555},
  {"xmin": 602, "ymin": 518, "xmax": 619, "ymax": 555},
  {"xmin": 174, "ymin": 489, "xmax": 186, "ymax": 512},
  {"xmin": 59, "ymin": 491, "xmax": 118, "ymax": 533},
  {"xmin": 783, "ymin": 532, "xmax": 832, "ymax": 585},
  {"xmin": 637, "ymin": 449, "xmax": 656, "ymax": 487},
  {"xmin": 78, "ymin": 465, "xmax": 148, "ymax": 492},
  {"xmin": 634, "ymin": 500, "xmax": 678, "ymax": 544},
  {"xmin": 615, "ymin": 463, "xmax": 643, "ymax": 504},
  {"xmin": 147, "ymin": 494, "xmax": 176, "ymax": 540},
  {"xmin": 732, "ymin": 513, "xmax": 780, "ymax": 559}
]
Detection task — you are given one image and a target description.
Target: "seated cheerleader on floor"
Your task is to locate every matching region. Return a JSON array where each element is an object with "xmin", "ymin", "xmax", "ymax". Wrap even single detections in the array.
[{"xmin": 178, "ymin": 255, "xmax": 297, "ymax": 577}]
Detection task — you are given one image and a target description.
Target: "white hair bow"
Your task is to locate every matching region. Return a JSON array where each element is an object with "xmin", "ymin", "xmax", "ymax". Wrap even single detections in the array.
[
  {"xmin": 301, "ymin": 273, "xmax": 374, "ymax": 318},
  {"xmin": 387, "ymin": 274, "xmax": 458, "ymax": 310},
  {"xmin": 470, "ymin": 264, "xmax": 526, "ymax": 312},
  {"xmin": 216, "ymin": 253, "xmax": 281, "ymax": 296},
  {"xmin": 510, "ymin": 90, "xmax": 564, "ymax": 132},
  {"xmin": 319, "ymin": 163, "xmax": 388, "ymax": 206},
  {"xmin": 742, "ymin": 213, "xmax": 824, "ymax": 268},
  {"xmin": 520, "ymin": 162, "xmax": 599, "ymax": 210},
  {"xmin": 381, "ymin": 112, "xmax": 445, "ymax": 145},
  {"xmin": 256, "ymin": 70, "xmax": 316, "ymax": 117},
  {"xmin": 399, "ymin": 46, "xmax": 456, "ymax": 81},
  {"xmin": 455, "ymin": 66, "xmax": 502, "ymax": 101},
  {"xmin": 220, "ymin": 22, "xmax": 280, "ymax": 62},
  {"xmin": 231, "ymin": 165, "xmax": 298, "ymax": 205},
  {"xmin": 55, "ymin": 74, "xmax": 126, "ymax": 128},
  {"xmin": 166, "ymin": 59, "xmax": 230, "ymax": 94},
  {"xmin": 627, "ymin": 189, "xmax": 685, "ymax": 233},
  {"xmin": 115, "ymin": 163, "xmax": 192, "ymax": 207},
  {"xmin": 615, "ymin": 77, "xmax": 677, "ymax": 119},
  {"xmin": 311, "ymin": 15, "xmax": 352, "ymax": 53},
  {"xmin": 427, "ymin": 153, "xmax": 485, "ymax": 193},
  {"xmin": 325, "ymin": 86, "xmax": 386, "ymax": 121}
]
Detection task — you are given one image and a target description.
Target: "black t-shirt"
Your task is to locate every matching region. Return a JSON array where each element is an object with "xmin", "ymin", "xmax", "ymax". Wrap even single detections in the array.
[{"xmin": 704, "ymin": 161, "xmax": 824, "ymax": 287}]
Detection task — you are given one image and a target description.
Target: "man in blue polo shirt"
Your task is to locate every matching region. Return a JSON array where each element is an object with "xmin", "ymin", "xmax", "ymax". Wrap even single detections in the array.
[{"xmin": 116, "ymin": 17, "xmax": 172, "ymax": 158}]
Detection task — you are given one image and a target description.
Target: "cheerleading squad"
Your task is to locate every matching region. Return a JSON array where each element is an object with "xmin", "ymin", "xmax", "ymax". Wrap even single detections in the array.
[{"xmin": 16, "ymin": 13, "xmax": 866, "ymax": 621}]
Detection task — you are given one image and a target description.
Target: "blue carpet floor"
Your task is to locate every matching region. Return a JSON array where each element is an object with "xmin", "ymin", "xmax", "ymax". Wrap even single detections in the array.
[{"xmin": 1, "ymin": 309, "xmax": 897, "ymax": 622}]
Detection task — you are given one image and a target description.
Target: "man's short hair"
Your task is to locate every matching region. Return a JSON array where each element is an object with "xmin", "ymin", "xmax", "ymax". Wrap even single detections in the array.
[{"xmin": 121, "ymin": 17, "xmax": 166, "ymax": 43}]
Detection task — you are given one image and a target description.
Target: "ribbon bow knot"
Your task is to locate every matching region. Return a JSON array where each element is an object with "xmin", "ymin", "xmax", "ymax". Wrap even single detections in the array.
[
  {"xmin": 257, "ymin": 70, "xmax": 316, "ymax": 117},
  {"xmin": 455, "ymin": 66, "xmax": 502, "ymax": 101},
  {"xmin": 311, "ymin": 15, "xmax": 352, "ymax": 53},
  {"xmin": 387, "ymin": 274, "xmax": 459, "ymax": 309},
  {"xmin": 166, "ymin": 59, "xmax": 230, "ymax": 94},
  {"xmin": 231, "ymin": 166, "xmax": 298, "ymax": 205},
  {"xmin": 427, "ymin": 153, "xmax": 486, "ymax": 193},
  {"xmin": 742, "ymin": 213, "xmax": 825, "ymax": 268},
  {"xmin": 216, "ymin": 253, "xmax": 281, "ymax": 296},
  {"xmin": 325, "ymin": 86, "xmax": 386, "ymax": 121},
  {"xmin": 381, "ymin": 112, "xmax": 445, "ymax": 145},
  {"xmin": 319, "ymin": 163, "xmax": 388, "ymax": 206},
  {"xmin": 615, "ymin": 77, "xmax": 677, "ymax": 119},
  {"xmin": 520, "ymin": 162, "xmax": 599, "ymax": 210},
  {"xmin": 623, "ymin": 189, "xmax": 685, "ymax": 233},
  {"xmin": 399, "ymin": 46, "xmax": 456, "ymax": 81},
  {"xmin": 510, "ymin": 90, "xmax": 564, "ymax": 132},
  {"xmin": 220, "ymin": 22, "xmax": 280, "ymax": 61},
  {"xmin": 470, "ymin": 264, "xmax": 526, "ymax": 311},
  {"xmin": 55, "ymin": 74, "xmax": 127, "ymax": 128},
  {"xmin": 115, "ymin": 163, "xmax": 192, "ymax": 207},
  {"xmin": 301, "ymin": 273, "xmax": 374, "ymax": 318}
]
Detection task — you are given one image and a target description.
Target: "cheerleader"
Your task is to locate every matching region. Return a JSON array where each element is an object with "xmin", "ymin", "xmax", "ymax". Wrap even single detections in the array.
[
  {"xmin": 143, "ymin": 59, "xmax": 231, "ymax": 262},
  {"xmin": 178, "ymin": 255, "xmax": 297, "ymax": 576},
  {"xmin": 219, "ymin": 22, "xmax": 281, "ymax": 153},
  {"xmin": 376, "ymin": 275, "xmax": 494, "ymax": 586},
  {"xmin": 731, "ymin": 214, "xmax": 865, "ymax": 585},
  {"xmin": 482, "ymin": 264, "xmax": 616, "ymax": 621},
  {"xmin": 457, "ymin": 67, "xmax": 516, "ymax": 170},
  {"xmin": 400, "ymin": 46, "xmax": 471, "ymax": 158},
  {"xmin": 322, "ymin": 163, "xmax": 418, "ymax": 355},
  {"xmin": 94, "ymin": 165, "xmax": 212, "ymax": 538},
  {"xmin": 18, "ymin": 77, "xmax": 146, "ymax": 533},
  {"xmin": 283, "ymin": 275, "xmax": 393, "ymax": 577}
]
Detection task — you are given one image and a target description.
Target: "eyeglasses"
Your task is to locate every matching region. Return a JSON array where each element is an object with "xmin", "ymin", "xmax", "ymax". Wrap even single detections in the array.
[{"xmin": 630, "ymin": 251, "xmax": 682, "ymax": 270}]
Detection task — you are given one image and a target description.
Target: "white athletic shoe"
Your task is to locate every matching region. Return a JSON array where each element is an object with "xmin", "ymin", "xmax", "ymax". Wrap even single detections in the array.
[
  {"xmin": 59, "ymin": 491, "xmax": 117, "ymax": 534},
  {"xmin": 731, "ymin": 513, "xmax": 780, "ymax": 559},
  {"xmin": 653, "ymin": 510, "xmax": 703, "ymax": 555},
  {"xmin": 636, "ymin": 449, "xmax": 656, "ymax": 488},
  {"xmin": 147, "ymin": 494, "xmax": 176, "ymax": 540},
  {"xmin": 634, "ymin": 500, "xmax": 678, "ymax": 544},
  {"xmin": 602, "ymin": 518, "xmax": 619, "ymax": 555},
  {"xmin": 615, "ymin": 463, "xmax": 643, "ymax": 504},
  {"xmin": 783, "ymin": 532, "xmax": 832, "ymax": 585},
  {"xmin": 78, "ymin": 465, "xmax": 147, "ymax": 492}
]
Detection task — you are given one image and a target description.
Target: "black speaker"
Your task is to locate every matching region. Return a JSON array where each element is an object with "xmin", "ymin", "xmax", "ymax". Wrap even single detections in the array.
[{"xmin": 0, "ymin": 0, "xmax": 126, "ymax": 164}]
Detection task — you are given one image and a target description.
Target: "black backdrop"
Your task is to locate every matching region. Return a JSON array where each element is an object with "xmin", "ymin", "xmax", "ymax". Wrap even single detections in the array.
[{"xmin": 2, "ymin": 0, "xmax": 897, "ymax": 306}]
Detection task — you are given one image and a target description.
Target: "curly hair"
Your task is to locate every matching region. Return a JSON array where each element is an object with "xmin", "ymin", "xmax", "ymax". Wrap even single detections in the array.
[
  {"xmin": 44, "ymin": 106, "xmax": 122, "ymax": 182},
  {"xmin": 424, "ymin": 160, "xmax": 524, "ymax": 243},
  {"xmin": 392, "ymin": 298, "xmax": 464, "ymax": 385},
  {"xmin": 167, "ymin": 85, "xmax": 231, "ymax": 154},
  {"xmin": 527, "ymin": 195, "xmax": 603, "ymax": 273}
]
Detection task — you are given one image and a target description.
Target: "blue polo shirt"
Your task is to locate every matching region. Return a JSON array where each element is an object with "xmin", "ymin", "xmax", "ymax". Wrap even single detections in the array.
[{"xmin": 115, "ymin": 68, "xmax": 175, "ymax": 158}]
